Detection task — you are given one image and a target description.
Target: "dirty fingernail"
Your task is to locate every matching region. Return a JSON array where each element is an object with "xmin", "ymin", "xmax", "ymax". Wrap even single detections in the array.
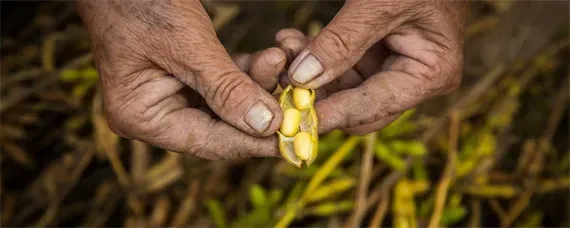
[
  {"xmin": 245, "ymin": 101, "xmax": 274, "ymax": 133},
  {"xmin": 291, "ymin": 54, "xmax": 323, "ymax": 84}
]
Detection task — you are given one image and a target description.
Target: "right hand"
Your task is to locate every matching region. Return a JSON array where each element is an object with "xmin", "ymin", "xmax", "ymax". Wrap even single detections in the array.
[
  {"xmin": 275, "ymin": 28, "xmax": 404, "ymax": 135},
  {"xmin": 77, "ymin": 0, "xmax": 287, "ymax": 159}
]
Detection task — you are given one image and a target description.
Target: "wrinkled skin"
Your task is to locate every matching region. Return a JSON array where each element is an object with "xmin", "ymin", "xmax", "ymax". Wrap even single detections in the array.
[
  {"xmin": 77, "ymin": 0, "xmax": 285, "ymax": 159},
  {"xmin": 283, "ymin": 1, "xmax": 467, "ymax": 135},
  {"xmin": 77, "ymin": 0, "xmax": 466, "ymax": 159}
]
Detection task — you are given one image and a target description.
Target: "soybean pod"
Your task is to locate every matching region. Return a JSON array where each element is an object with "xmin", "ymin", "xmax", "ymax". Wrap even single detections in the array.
[{"xmin": 277, "ymin": 85, "xmax": 319, "ymax": 167}]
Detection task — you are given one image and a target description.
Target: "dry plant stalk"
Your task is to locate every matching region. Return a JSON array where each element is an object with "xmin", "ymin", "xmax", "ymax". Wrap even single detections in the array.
[
  {"xmin": 428, "ymin": 109, "xmax": 460, "ymax": 228},
  {"xmin": 171, "ymin": 181, "xmax": 200, "ymax": 227},
  {"xmin": 130, "ymin": 140, "xmax": 150, "ymax": 185},
  {"xmin": 150, "ymin": 194, "xmax": 171, "ymax": 227},
  {"xmin": 346, "ymin": 132, "xmax": 376, "ymax": 227},
  {"xmin": 369, "ymin": 191, "xmax": 390, "ymax": 228}
]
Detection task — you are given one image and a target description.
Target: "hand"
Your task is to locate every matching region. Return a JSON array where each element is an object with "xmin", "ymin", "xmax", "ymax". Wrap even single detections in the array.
[
  {"xmin": 77, "ymin": 0, "xmax": 287, "ymax": 159},
  {"xmin": 283, "ymin": 1, "xmax": 467, "ymax": 135}
]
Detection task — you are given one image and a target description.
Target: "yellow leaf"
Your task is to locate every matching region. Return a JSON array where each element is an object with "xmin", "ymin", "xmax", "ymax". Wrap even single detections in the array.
[
  {"xmin": 305, "ymin": 200, "xmax": 353, "ymax": 216},
  {"xmin": 306, "ymin": 178, "xmax": 355, "ymax": 203},
  {"xmin": 60, "ymin": 68, "xmax": 81, "ymax": 82}
]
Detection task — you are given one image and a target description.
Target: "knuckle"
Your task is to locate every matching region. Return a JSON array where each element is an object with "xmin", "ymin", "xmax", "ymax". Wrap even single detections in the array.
[
  {"xmin": 432, "ymin": 56, "xmax": 463, "ymax": 94},
  {"xmin": 326, "ymin": 99, "xmax": 350, "ymax": 130},
  {"xmin": 446, "ymin": 73, "xmax": 462, "ymax": 92},
  {"xmin": 345, "ymin": 111, "xmax": 378, "ymax": 129},
  {"xmin": 186, "ymin": 133, "xmax": 208, "ymax": 159},
  {"xmin": 104, "ymin": 104, "xmax": 132, "ymax": 139},
  {"xmin": 316, "ymin": 27, "xmax": 353, "ymax": 60},
  {"xmin": 205, "ymin": 71, "xmax": 254, "ymax": 113},
  {"xmin": 105, "ymin": 99, "xmax": 159, "ymax": 140},
  {"xmin": 105, "ymin": 116, "xmax": 128, "ymax": 139},
  {"xmin": 185, "ymin": 119, "xmax": 221, "ymax": 160},
  {"xmin": 275, "ymin": 28, "xmax": 304, "ymax": 41}
]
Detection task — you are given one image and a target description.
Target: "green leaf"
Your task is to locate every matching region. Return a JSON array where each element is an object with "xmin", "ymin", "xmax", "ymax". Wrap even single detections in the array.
[
  {"xmin": 230, "ymin": 207, "xmax": 271, "ymax": 227},
  {"xmin": 459, "ymin": 135, "xmax": 477, "ymax": 160},
  {"xmin": 407, "ymin": 141, "xmax": 427, "ymax": 156},
  {"xmin": 205, "ymin": 199, "xmax": 227, "ymax": 228},
  {"xmin": 477, "ymin": 132, "xmax": 496, "ymax": 156},
  {"xmin": 379, "ymin": 109, "xmax": 417, "ymax": 138},
  {"xmin": 514, "ymin": 211, "xmax": 543, "ymax": 227},
  {"xmin": 249, "ymin": 184, "xmax": 268, "ymax": 209},
  {"xmin": 448, "ymin": 193, "xmax": 463, "ymax": 208},
  {"xmin": 419, "ymin": 196, "xmax": 435, "ymax": 218},
  {"xmin": 440, "ymin": 206, "xmax": 468, "ymax": 225},
  {"xmin": 389, "ymin": 140, "xmax": 408, "ymax": 154},
  {"xmin": 284, "ymin": 181, "xmax": 305, "ymax": 207},
  {"xmin": 280, "ymin": 164, "xmax": 347, "ymax": 179},
  {"xmin": 60, "ymin": 68, "xmax": 81, "ymax": 82},
  {"xmin": 456, "ymin": 159, "xmax": 477, "ymax": 178},
  {"xmin": 388, "ymin": 140, "xmax": 426, "ymax": 156},
  {"xmin": 268, "ymin": 189, "xmax": 284, "ymax": 207},
  {"xmin": 318, "ymin": 130, "xmax": 345, "ymax": 155},
  {"xmin": 412, "ymin": 158, "xmax": 427, "ymax": 180},
  {"xmin": 72, "ymin": 83, "xmax": 91, "ymax": 100},
  {"xmin": 375, "ymin": 143, "xmax": 406, "ymax": 172},
  {"xmin": 306, "ymin": 178, "xmax": 355, "ymax": 203},
  {"xmin": 304, "ymin": 200, "xmax": 354, "ymax": 216},
  {"xmin": 82, "ymin": 67, "xmax": 99, "ymax": 81}
]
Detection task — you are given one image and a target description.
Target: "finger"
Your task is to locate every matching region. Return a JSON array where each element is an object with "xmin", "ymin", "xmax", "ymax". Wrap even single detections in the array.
[
  {"xmin": 275, "ymin": 28, "xmax": 309, "ymax": 64},
  {"xmin": 275, "ymin": 28, "xmax": 310, "ymax": 89},
  {"xmin": 248, "ymin": 47, "xmax": 287, "ymax": 92},
  {"xmin": 113, "ymin": 104, "xmax": 280, "ymax": 159},
  {"xmin": 287, "ymin": 1, "xmax": 414, "ymax": 88},
  {"xmin": 275, "ymin": 28, "xmax": 305, "ymax": 41},
  {"xmin": 232, "ymin": 53, "xmax": 252, "ymax": 72}
]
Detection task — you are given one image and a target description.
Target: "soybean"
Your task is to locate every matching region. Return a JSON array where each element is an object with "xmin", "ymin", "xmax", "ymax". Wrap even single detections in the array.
[
  {"xmin": 280, "ymin": 108, "xmax": 301, "ymax": 137},
  {"xmin": 293, "ymin": 87, "xmax": 312, "ymax": 110},
  {"xmin": 294, "ymin": 132, "xmax": 312, "ymax": 160}
]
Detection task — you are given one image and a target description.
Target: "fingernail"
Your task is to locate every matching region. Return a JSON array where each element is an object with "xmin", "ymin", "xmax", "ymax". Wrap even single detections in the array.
[
  {"xmin": 291, "ymin": 53, "xmax": 323, "ymax": 84},
  {"xmin": 245, "ymin": 101, "xmax": 274, "ymax": 133}
]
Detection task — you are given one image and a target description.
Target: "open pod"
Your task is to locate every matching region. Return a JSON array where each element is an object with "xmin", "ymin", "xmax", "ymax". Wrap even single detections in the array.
[{"xmin": 277, "ymin": 85, "xmax": 319, "ymax": 167}]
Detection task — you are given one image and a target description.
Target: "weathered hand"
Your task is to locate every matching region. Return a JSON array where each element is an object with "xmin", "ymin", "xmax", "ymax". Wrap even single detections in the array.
[
  {"xmin": 283, "ymin": 1, "xmax": 467, "ymax": 135},
  {"xmin": 77, "ymin": 0, "xmax": 287, "ymax": 159}
]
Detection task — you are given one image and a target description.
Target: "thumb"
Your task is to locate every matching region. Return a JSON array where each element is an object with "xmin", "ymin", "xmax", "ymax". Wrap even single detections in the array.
[
  {"xmin": 195, "ymin": 61, "xmax": 284, "ymax": 137},
  {"xmin": 166, "ymin": 47, "xmax": 283, "ymax": 137},
  {"xmin": 155, "ymin": 33, "xmax": 283, "ymax": 137},
  {"xmin": 288, "ymin": 1, "xmax": 410, "ymax": 89}
]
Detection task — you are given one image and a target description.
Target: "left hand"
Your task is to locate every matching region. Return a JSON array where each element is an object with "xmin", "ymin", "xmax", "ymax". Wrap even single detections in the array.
[{"xmin": 282, "ymin": 1, "xmax": 467, "ymax": 135}]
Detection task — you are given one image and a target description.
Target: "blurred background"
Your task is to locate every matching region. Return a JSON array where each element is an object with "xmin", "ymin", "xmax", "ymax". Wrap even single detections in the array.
[{"xmin": 0, "ymin": 1, "xmax": 568, "ymax": 227}]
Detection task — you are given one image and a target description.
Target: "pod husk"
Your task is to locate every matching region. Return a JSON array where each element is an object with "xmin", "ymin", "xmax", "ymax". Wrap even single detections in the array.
[{"xmin": 278, "ymin": 85, "xmax": 318, "ymax": 167}]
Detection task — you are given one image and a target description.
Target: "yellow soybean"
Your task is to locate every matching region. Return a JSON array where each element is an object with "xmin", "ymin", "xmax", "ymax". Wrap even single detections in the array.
[
  {"xmin": 293, "ymin": 87, "xmax": 312, "ymax": 110},
  {"xmin": 280, "ymin": 108, "xmax": 301, "ymax": 137},
  {"xmin": 294, "ymin": 132, "xmax": 312, "ymax": 160}
]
